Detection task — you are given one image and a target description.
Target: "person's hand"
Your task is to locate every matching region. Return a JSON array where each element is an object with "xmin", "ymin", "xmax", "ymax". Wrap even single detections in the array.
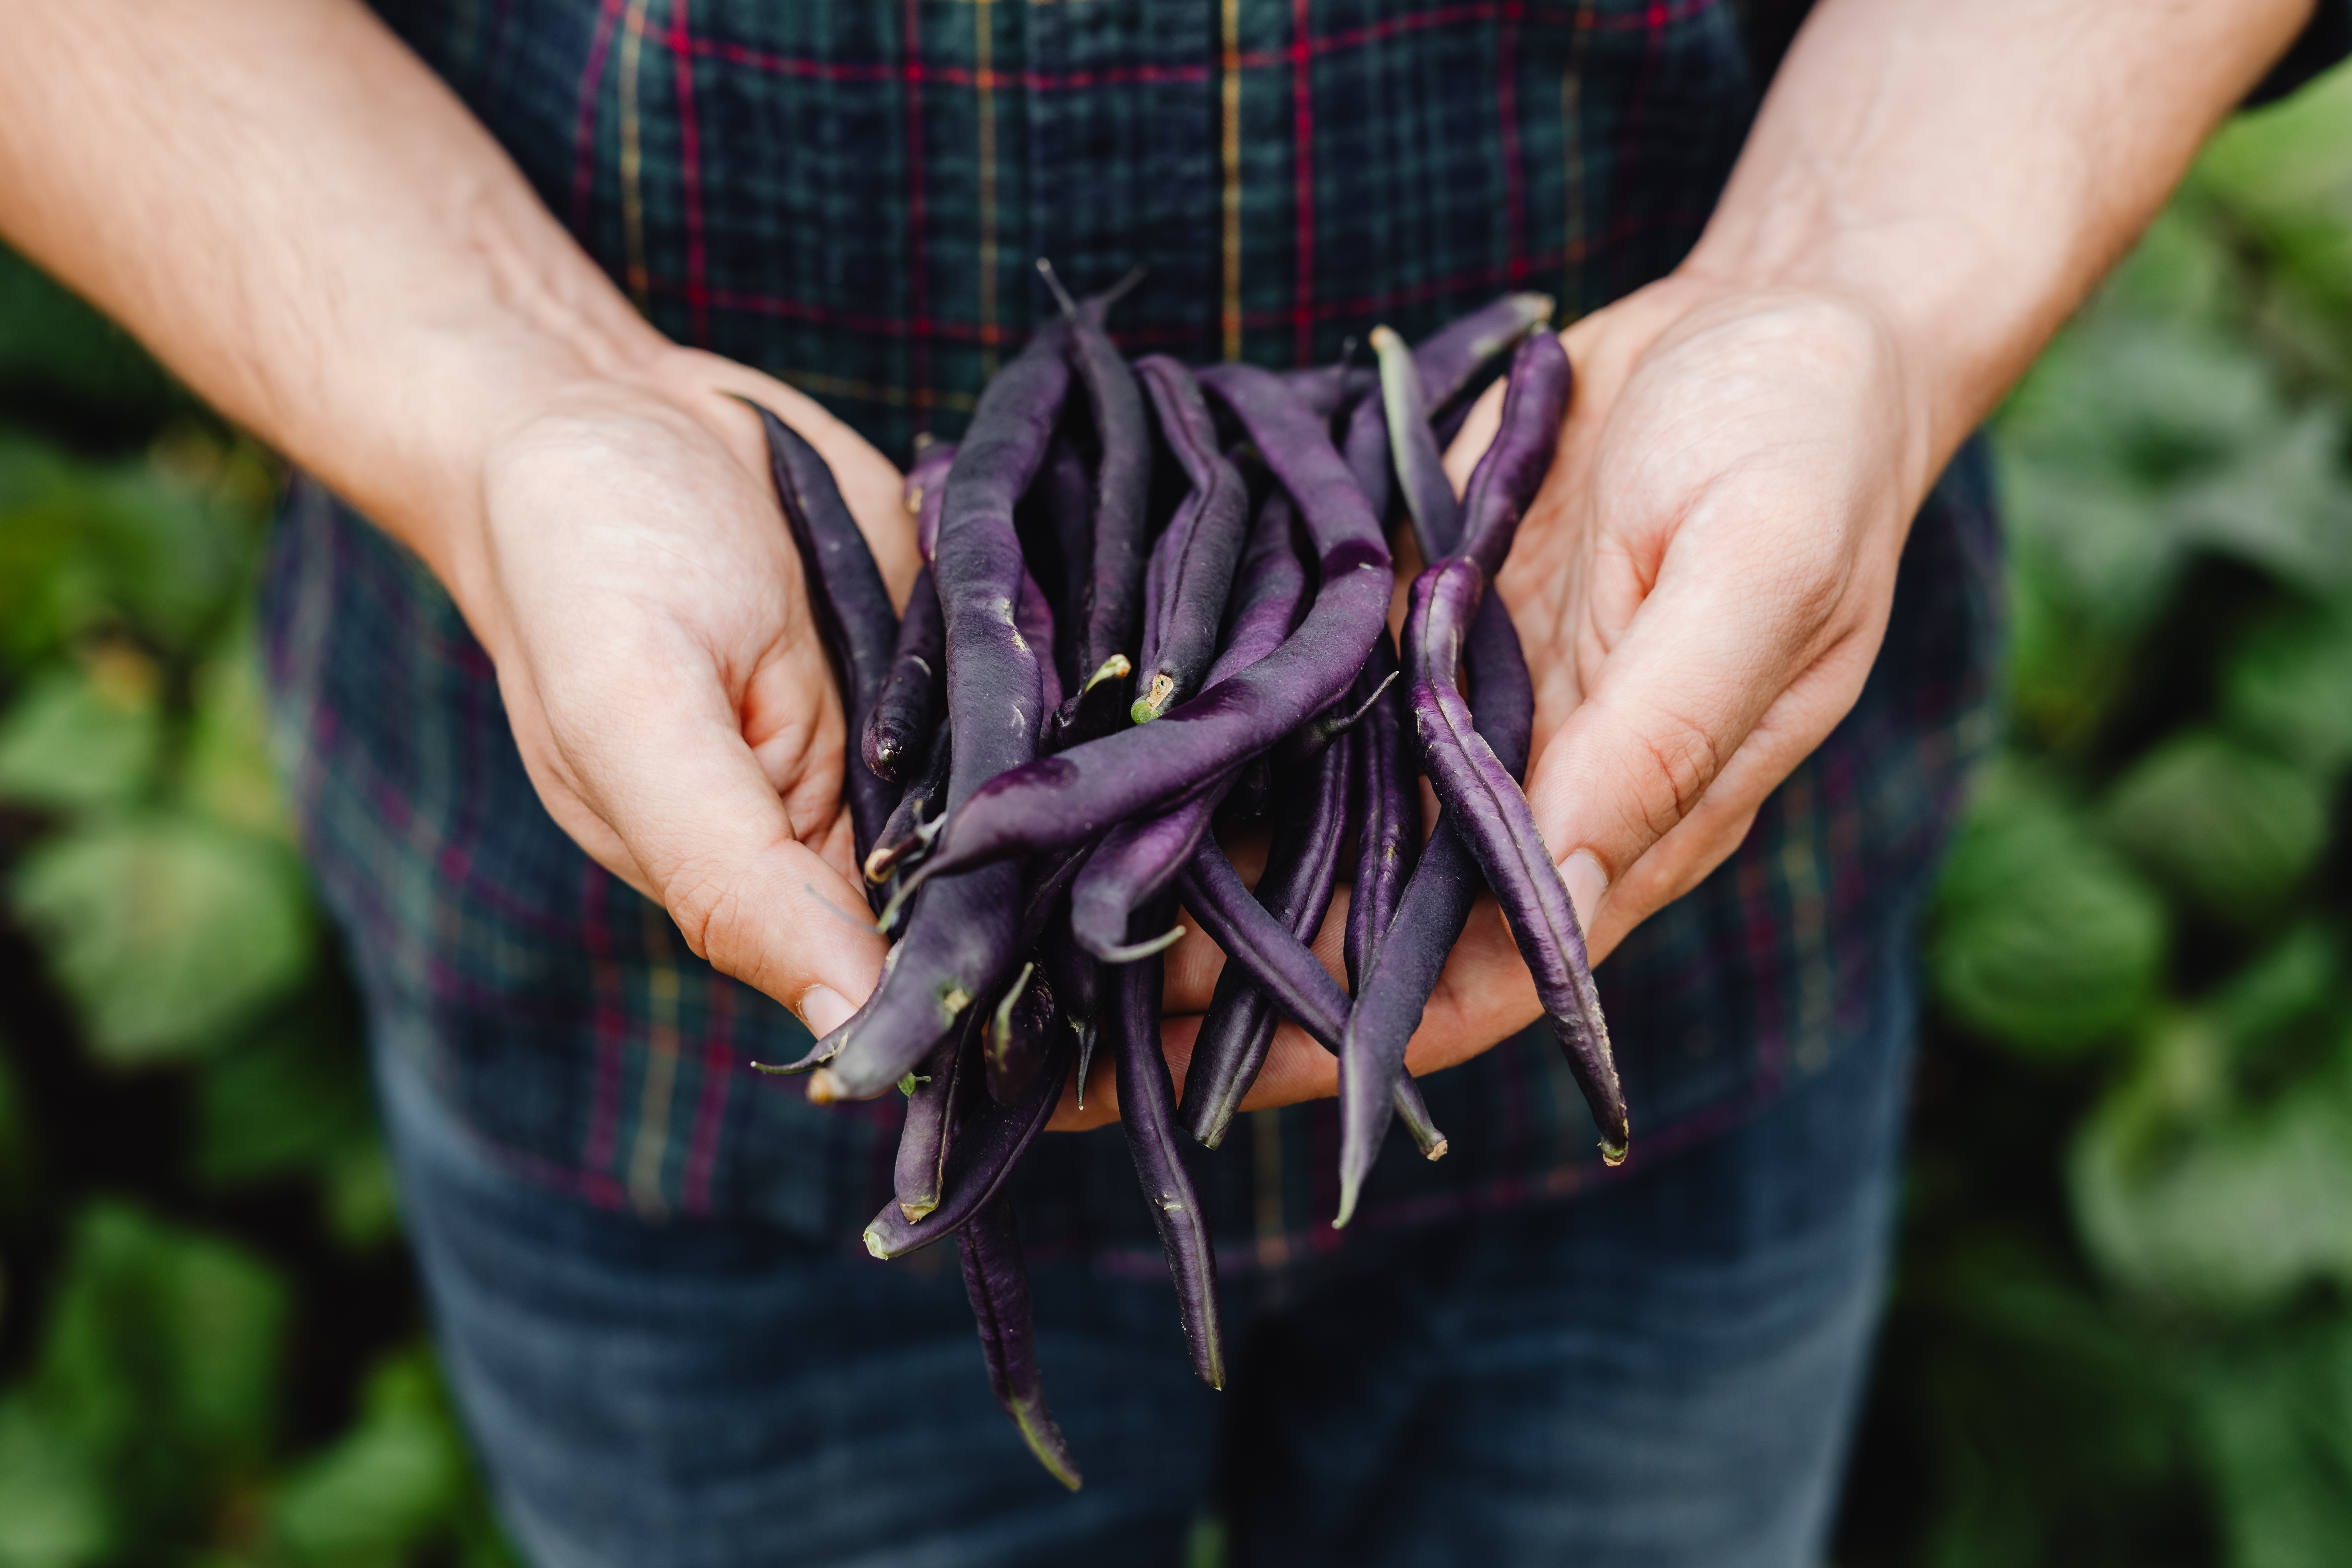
[
  {"xmin": 465, "ymin": 350, "xmax": 912, "ymax": 1038},
  {"xmin": 1052, "ymin": 273, "xmax": 1933, "ymax": 1129}
]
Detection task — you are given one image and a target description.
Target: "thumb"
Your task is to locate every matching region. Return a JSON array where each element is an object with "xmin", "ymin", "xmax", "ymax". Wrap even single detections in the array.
[{"xmin": 1519, "ymin": 541, "xmax": 1875, "ymax": 962}]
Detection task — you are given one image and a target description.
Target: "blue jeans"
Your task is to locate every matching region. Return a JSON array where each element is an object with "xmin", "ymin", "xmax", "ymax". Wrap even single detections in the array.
[{"xmin": 379, "ymin": 954, "xmax": 1916, "ymax": 1568}]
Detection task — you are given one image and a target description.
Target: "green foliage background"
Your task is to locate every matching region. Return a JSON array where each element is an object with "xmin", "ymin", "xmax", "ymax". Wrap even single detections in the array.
[{"xmin": 3, "ymin": 66, "xmax": 2351, "ymax": 1568}]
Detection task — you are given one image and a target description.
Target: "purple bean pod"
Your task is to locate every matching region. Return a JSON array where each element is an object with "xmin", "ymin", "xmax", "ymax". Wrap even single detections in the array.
[
  {"xmin": 863, "ymin": 718, "xmax": 953, "ymax": 890},
  {"xmin": 1175, "ymin": 728, "xmax": 1354, "ymax": 1150},
  {"xmin": 804, "ymin": 325, "xmax": 1066, "ymax": 1099},
  {"xmin": 1062, "ymin": 485, "xmax": 1307, "ymax": 961},
  {"xmin": 1372, "ymin": 326, "xmax": 1462, "ymax": 563},
  {"xmin": 1067, "ymin": 776, "xmax": 1231, "ymax": 963},
  {"xmin": 1176, "ymin": 843, "xmax": 1446, "ymax": 1158},
  {"xmin": 1033, "ymin": 431, "xmax": 1092, "ymax": 696},
  {"xmin": 1279, "ymin": 361, "xmax": 1375, "ymax": 421},
  {"xmin": 1038, "ymin": 923, "xmax": 1103, "ymax": 1110},
  {"xmin": 753, "ymin": 405, "xmax": 901, "ymax": 868},
  {"xmin": 1343, "ymin": 631, "xmax": 1419, "ymax": 993},
  {"xmin": 906, "ymin": 437, "xmax": 958, "ymax": 564},
  {"xmin": 1046, "ymin": 268, "xmax": 1151, "ymax": 746},
  {"xmin": 1339, "ymin": 292, "xmax": 1556, "ymax": 546},
  {"xmin": 958, "ymin": 1194, "xmax": 1083, "ymax": 1491},
  {"xmin": 915, "ymin": 365, "xmax": 1389, "ymax": 882},
  {"xmin": 862, "ymin": 1017, "xmax": 1073, "ymax": 1259},
  {"xmin": 893, "ymin": 1007, "xmax": 981, "ymax": 1222},
  {"xmin": 1454, "ymin": 331, "xmax": 1572, "ymax": 580},
  {"xmin": 1110, "ymin": 914, "xmax": 1225, "ymax": 1390},
  {"xmin": 1132, "ymin": 357, "xmax": 1250, "ymax": 723},
  {"xmin": 863, "ymin": 563, "xmax": 945, "ymax": 784},
  {"xmin": 1017, "ymin": 566, "xmax": 1064, "ymax": 719},
  {"xmin": 1333, "ymin": 592, "xmax": 1532, "ymax": 1225},
  {"xmin": 985, "ymin": 960, "xmax": 1055, "ymax": 1106},
  {"xmin": 1407, "ymin": 559, "xmax": 1626, "ymax": 1164}
]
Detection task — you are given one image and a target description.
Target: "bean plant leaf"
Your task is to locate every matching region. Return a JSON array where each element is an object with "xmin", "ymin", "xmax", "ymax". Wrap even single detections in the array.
[{"xmin": 10, "ymin": 815, "xmax": 314, "ymax": 1065}]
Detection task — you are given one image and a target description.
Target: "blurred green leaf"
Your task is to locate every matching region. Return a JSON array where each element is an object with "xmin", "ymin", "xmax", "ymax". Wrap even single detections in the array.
[
  {"xmin": 188, "ymin": 636, "xmax": 294, "ymax": 839},
  {"xmin": 2198, "ymin": 63, "xmax": 2352, "ymax": 327},
  {"xmin": 1931, "ymin": 772, "xmax": 2170, "ymax": 1056},
  {"xmin": 323, "ymin": 1142, "xmax": 402, "ymax": 1252},
  {"xmin": 2162, "ymin": 405, "xmax": 2352, "ymax": 591},
  {"xmin": 28, "ymin": 1203, "xmax": 288, "ymax": 1529},
  {"xmin": 0, "ymin": 440, "xmax": 83, "ymax": 669},
  {"xmin": 0, "ymin": 656, "xmax": 162, "ymax": 813},
  {"xmin": 0, "ymin": 1398, "xmax": 110, "ymax": 1568},
  {"xmin": 10, "ymin": 815, "xmax": 314, "ymax": 1065},
  {"xmin": 2189, "ymin": 1321, "xmax": 2352, "ymax": 1568},
  {"xmin": 268, "ymin": 1350, "xmax": 467, "ymax": 1565},
  {"xmin": 194, "ymin": 1001, "xmax": 374, "ymax": 1190},
  {"xmin": 2103, "ymin": 732, "xmax": 2330, "ymax": 926},
  {"xmin": 2222, "ymin": 600, "xmax": 2352, "ymax": 780},
  {"xmin": 2071, "ymin": 1010, "xmax": 2352, "ymax": 1312}
]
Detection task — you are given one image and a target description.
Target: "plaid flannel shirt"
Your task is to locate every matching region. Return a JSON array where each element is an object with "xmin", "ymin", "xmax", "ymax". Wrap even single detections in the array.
[{"xmin": 262, "ymin": 0, "xmax": 2015, "ymax": 1267}]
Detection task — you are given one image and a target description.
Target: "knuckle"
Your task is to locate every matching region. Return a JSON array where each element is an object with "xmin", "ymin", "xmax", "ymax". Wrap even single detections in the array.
[
  {"xmin": 663, "ymin": 857, "xmax": 751, "ymax": 968},
  {"xmin": 1607, "ymin": 701, "xmax": 1724, "ymax": 844}
]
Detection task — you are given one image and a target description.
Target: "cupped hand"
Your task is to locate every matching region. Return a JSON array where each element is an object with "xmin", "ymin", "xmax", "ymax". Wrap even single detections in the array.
[
  {"xmin": 1058, "ymin": 274, "xmax": 1935, "ymax": 1129},
  {"xmin": 464, "ymin": 349, "xmax": 914, "ymax": 1038}
]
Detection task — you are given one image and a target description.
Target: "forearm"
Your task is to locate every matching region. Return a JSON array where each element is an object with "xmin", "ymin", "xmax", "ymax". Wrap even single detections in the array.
[
  {"xmin": 0, "ymin": 0, "xmax": 662, "ymax": 630},
  {"xmin": 1685, "ymin": 0, "xmax": 2315, "ymax": 473}
]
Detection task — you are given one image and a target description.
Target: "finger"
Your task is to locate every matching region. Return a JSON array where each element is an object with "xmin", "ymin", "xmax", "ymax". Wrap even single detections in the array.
[
  {"xmin": 1521, "ymin": 519, "xmax": 1884, "ymax": 959},
  {"xmin": 1580, "ymin": 628, "xmax": 1876, "ymax": 958},
  {"xmin": 662, "ymin": 349, "xmax": 921, "ymax": 605},
  {"xmin": 526, "ymin": 617, "xmax": 890, "ymax": 1038}
]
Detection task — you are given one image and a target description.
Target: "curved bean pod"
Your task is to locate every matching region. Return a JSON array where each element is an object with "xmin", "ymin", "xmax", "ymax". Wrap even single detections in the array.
[
  {"xmin": 1110, "ymin": 917, "xmax": 1225, "ymax": 1390},
  {"xmin": 1133, "ymin": 357, "xmax": 1250, "ymax": 723},
  {"xmin": 893, "ymin": 1008, "xmax": 980, "ymax": 1223},
  {"xmin": 916, "ymin": 365, "xmax": 1388, "ymax": 882},
  {"xmin": 1175, "ymin": 728, "xmax": 1353, "ymax": 1150},
  {"xmin": 805, "ymin": 325, "xmax": 1066, "ymax": 1099},
  {"xmin": 863, "ymin": 563, "xmax": 945, "ymax": 784},
  {"xmin": 1343, "ymin": 631, "xmax": 1419, "ymax": 993},
  {"xmin": 1372, "ymin": 326, "xmax": 1461, "ymax": 562},
  {"xmin": 1338, "ymin": 292, "xmax": 1556, "ymax": 546},
  {"xmin": 985, "ymin": 960, "xmax": 1055, "ymax": 1106},
  {"xmin": 1067, "ymin": 778, "xmax": 1229, "ymax": 963},
  {"xmin": 959, "ymin": 1195, "xmax": 1083, "ymax": 1491},
  {"xmin": 1454, "ymin": 331, "xmax": 1572, "ymax": 580},
  {"xmin": 906, "ymin": 437, "xmax": 957, "ymax": 563},
  {"xmin": 1407, "ymin": 559, "xmax": 1626, "ymax": 1164},
  {"xmin": 1175, "ymin": 843, "xmax": 1446, "ymax": 1159},
  {"xmin": 864, "ymin": 718, "xmax": 953, "ymax": 889},
  {"xmin": 862, "ymin": 1016, "xmax": 1073, "ymax": 1259},
  {"xmin": 1333, "ymin": 593, "xmax": 1532, "ymax": 1225},
  {"xmin": 754, "ymin": 405, "xmax": 900, "ymax": 864},
  {"xmin": 1046, "ymin": 267, "xmax": 1151, "ymax": 746}
]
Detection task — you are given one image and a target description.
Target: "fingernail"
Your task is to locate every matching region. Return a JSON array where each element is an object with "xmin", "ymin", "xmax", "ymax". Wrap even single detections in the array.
[
  {"xmin": 1561, "ymin": 851, "xmax": 1608, "ymax": 934},
  {"xmin": 802, "ymin": 985, "xmax": 857, "ymax": 1038}
]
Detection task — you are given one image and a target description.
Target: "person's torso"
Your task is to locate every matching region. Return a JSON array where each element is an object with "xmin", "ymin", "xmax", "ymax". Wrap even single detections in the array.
[{"xmin": 258, "ymin": 0, "xmax": 1998, "ymax": 1256}]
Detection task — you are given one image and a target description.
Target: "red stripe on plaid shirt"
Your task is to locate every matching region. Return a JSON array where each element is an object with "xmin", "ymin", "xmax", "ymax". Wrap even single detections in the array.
[
  {"xmin": 667, "ymin": 1, "xmax": 712, "ymax": 345},
  {"xmin": 570, "ymin": 0, "xmax": 626, "ymax": 236}
]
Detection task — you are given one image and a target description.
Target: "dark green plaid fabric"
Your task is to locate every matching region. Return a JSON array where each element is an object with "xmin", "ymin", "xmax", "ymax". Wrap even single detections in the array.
[{"xmin": 261, "ymin": 0, "xmax": 2013, "ymax": 1261}]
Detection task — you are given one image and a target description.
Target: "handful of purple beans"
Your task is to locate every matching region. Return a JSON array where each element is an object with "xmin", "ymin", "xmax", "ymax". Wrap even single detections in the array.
[{"xmin": 749, "ymin": 270, "xmax": 1625, "ymax": 1488}]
